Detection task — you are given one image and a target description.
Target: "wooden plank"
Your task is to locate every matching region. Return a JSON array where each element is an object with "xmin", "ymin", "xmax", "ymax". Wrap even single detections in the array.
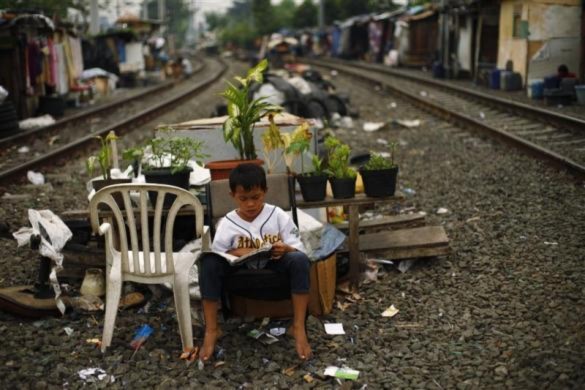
[
  {"xmin": 334, "ymin": 213, "xmax": 425, "ymax": 231},
  {"xmin": 358, "ymin": 226, "xmax": 449, "ymax": 251},
  {"xmin": 296, "ymin": 191, "xmax": 404, "ymax": 209},
  {"xmin": 368, "ymin": 245, "xmax": 451, "ymax": 260},
  {"xmin": 337, "ymin": 226, "xmax": 450, "ymax": 261},
  {"xmin": 348, "ymin": 205, "xmax": 360, "ymax": 287}
]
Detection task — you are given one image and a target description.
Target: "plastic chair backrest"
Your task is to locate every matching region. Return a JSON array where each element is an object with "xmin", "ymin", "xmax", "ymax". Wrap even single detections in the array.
[
  {"xmin": 89, "ymin": 183, "xmax": 204, "ymax": 276},
  {"xmin": 206, "ymin": 173, "xmax": 298, "ymax": 236}
]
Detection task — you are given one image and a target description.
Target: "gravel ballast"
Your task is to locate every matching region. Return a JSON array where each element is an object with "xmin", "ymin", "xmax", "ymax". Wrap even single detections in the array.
[{"xmin": 0, "ymin": 61, "xmax": 583, "ymax": 389}]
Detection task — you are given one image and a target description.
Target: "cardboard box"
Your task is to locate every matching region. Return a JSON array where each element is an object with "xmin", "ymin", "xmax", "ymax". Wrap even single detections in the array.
[
  {"xmin": 229, "ymin": 253, "xmax": 337, "ymax": 318},
  {"xmin": 155, "ymin": 113, "xmax": 318, "ymax": 174},
  {"xmin": 93, "ymin": 76, "xmax": 110, "ymax": 96}
]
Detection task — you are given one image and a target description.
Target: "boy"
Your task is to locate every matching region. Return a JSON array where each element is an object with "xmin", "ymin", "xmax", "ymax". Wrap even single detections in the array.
[{"xmin": 198, "ymin": 163, "xmax": 312, "ymax": 361}]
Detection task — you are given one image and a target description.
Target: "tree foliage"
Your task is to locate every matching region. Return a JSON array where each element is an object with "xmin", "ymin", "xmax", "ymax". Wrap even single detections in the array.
[
  {"xmin": 0, "ymin": 0, "xmax": 91, "ymax": 19},
  {"xmin": 204, "ymin": 11, "xmax": 228, "ymax": 31},
  {"xmin": 273, "ymin": 0, "xmax": 296, "ymax": 31},
  {"xmin": 204, "ymin": 0, "xmax": 409, "ymax": 48},
  {"xmin": 292, "ymin": 0, "xmax": 317, "ymax": 29},
  {"xmin": 252, "ymin": 0, "xmax": 274, "ymax": 36}
]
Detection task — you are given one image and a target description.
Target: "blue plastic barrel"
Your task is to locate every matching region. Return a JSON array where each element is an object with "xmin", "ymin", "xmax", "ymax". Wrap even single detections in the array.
[
  {"xmin": 531, "ymin": 81, "xmax": 544, "ymax": 99},
  {"xmin": 489, "ymin": 69, "xmax": 501, "ymax": 89},
  {"xmin": 576, "ymin": 85, "xmax": 585, "ymax": 105}
]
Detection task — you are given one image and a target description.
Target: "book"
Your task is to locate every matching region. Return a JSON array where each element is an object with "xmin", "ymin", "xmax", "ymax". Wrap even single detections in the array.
[{"xmin": 203, "ymin": 242, "xmax": 273, "ymax": 267}]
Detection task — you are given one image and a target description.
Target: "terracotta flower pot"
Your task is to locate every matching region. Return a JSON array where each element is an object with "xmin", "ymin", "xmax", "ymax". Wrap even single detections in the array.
[{"xmin": 205, "ymin": 159, "xmax": 264, "ymax": 181}]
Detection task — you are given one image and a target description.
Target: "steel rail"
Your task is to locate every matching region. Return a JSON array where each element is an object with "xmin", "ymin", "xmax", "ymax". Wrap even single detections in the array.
[
  {"xmin": 306, "ymin": 58, "xmax": 585, "ymax": 179},
  {"xmin": 0, "ymin": 58, "xmax": 227, "ymax": 185},
  {"xmin": 309, "ymin": 57, "xmax": 585, "ymax": 133},
  {"xmin": 0, "ymin": 60, "xmax": 205, "ymax": 149}
]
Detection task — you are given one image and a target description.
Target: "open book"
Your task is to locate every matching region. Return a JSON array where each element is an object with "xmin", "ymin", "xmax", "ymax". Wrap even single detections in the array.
[{"xmin": 204, "ymin": 242, "xmax": 273, "ymax": 267}]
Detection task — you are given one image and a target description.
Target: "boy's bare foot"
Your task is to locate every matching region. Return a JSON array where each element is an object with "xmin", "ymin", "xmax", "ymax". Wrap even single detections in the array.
[
  {"xmin": 288, "ymin": 325, "xmax": 313, "ymax": 360},
  {"xmin": 199, "ymin": 328, "xmax": 222, "ymax": 362}
]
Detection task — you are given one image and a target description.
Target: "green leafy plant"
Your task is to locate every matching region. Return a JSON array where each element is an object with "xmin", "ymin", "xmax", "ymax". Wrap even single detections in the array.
[
  {"xmin": 309, "ymin": 154, "xmax": 325, "ymax": 175},
  {"xmin": 221, "ymin": 58, "xmax": 282, "ymax": 160},
  {"xmin": 122, "ymin": 127, "xmax": 208, "ymax": 174},
  {"xmin": 324, "ymin": 136, "xmax": 356, "ymax": 179},
  {"xmin": 362, "ymin": 142, "xmax": 398, "ymax": 170},
  {"xmin": 87, "ymin": 131, "xmax": 119, "ymax": 180}
]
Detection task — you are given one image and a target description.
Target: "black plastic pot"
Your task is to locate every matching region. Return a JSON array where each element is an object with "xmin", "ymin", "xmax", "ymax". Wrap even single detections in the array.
[
  {"xmin": 92, "ymin": 178, "xmax": 132, "ymax": 209},
  {"xmin": 329, "ymin": 177, "xmax": 356, "ymax": 199},
  {"xmin": 296, "ymin": 174, "xmax": 328, "ymax": 202},
  {"xmin": 143, "ymin": 167, "xmax": 191, "ymax": 208},
  {"xmin": 360, "ymin": 167, "xmax": 399, "ymax": 197}
]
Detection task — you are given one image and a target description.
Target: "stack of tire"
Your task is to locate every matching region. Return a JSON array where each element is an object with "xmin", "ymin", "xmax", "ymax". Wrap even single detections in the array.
[{"xmin": 0, "ymin": 101, "xmax": 20, "ymax": 138}]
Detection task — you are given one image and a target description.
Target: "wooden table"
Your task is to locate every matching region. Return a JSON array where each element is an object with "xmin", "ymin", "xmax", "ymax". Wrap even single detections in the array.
[{"xmin": 296, "ymin": 192, "xmax": 404, "ymax": 287}]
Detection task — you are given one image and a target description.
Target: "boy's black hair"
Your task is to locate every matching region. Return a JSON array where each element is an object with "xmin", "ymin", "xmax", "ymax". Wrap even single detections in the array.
[
  {"xmin": 229, "ymin": 163, "xmax": 267, "ymax": 192},
  {"xmin": 558, "ymin": 64, "xmax": 569, "ymax": 73}
]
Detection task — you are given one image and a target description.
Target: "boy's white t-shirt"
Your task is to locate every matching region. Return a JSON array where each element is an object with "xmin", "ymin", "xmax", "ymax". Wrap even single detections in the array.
[{"xmin": 212, "ymin": 204, "xmax": 305, "ymax": 263}]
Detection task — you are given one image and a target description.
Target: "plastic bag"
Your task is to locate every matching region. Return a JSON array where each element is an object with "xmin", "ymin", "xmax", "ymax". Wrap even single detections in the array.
[
  {"xmin": 0, "ymin": 85, "xmax": 8, "ymax": 104},
  {"xmin": 13, "ymin": 209, "xmax": 73, "ymax": 314}
]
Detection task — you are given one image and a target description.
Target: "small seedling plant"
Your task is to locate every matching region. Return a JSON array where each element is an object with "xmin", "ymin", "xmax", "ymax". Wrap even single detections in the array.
[
  {"xmin": 363, "ymin": 142, "xmax": 397, "ymax": 170},
  {"xmin": 123, "ymin": 127, "xmax": 208, "ymax": 174},
  {"xmin": 87, "ymin": 131, "xmax": 119, "ymax": 180}
]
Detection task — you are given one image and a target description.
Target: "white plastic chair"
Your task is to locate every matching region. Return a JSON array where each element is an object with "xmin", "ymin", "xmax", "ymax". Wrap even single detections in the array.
[{"xmin": 89, "ymin": 183, "xmax": 209, "ymax": 353}]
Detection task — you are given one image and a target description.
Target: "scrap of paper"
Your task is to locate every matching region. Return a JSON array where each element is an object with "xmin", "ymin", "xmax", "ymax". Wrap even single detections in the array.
[
  {"xmin": 269, "ymin": 327, "xmax": 286, "ymax": 337},
  {"xmin": 382, "ymin": 304, "xmax": 399, "ymax": 318},
  {"xmin": 324, "ymin": 323, "xmax": 345, "ymax": 335},
  {"xmin": 324, "ymin": 366, "xmax": 360, "ymax": 380},
  {"xmin": 248, "ymin": 329, "xmax": 279, "ymax": 345}
]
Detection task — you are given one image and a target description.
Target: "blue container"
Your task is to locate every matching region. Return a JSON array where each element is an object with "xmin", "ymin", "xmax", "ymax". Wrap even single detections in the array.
[
  {"xmin": 575, "ymin": 85, "xmax": 585, "ymax": 105},
  {"xmin": 489, "ymin": 69, "xmax": 501, "ymax": 89},
  {"xmin": 543, "ymin": 75, "xmax": 560, "ymax": 89},
  {"xmin": 530, "ymin": 81, "xmax": 544, "ymax": 99},
  {"xmin": 432, "ymin": 61, "xmax": 445, "ymax": 79}
]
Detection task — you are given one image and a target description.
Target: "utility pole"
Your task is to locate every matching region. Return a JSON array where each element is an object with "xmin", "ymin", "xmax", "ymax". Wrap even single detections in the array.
[
  {"xmin": 158, "ymin": 0, "xmax": 166, "ymax": 33},
  {"xmin": 89, "ymin": 0, "xmax": 99, "ymax": 35},
  {"xmin": 318, "ymin": 0, "xmax": 325, "ymax": 31},
  {"xmin": 158, "ymin": 0, "xmax": 165, "ymax": 22}
]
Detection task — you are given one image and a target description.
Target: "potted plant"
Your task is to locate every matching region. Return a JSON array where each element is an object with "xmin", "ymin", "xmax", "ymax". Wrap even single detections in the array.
[
  {"xmin": 359, "ymin": 143, "xmax": 399, "ymax": 197},
  {"xmin": 279, "ymin": 122, "xmax": 328, "ymax": 202},
  {"xmin": 206, "ymin": 58, "xmax": 282, "ymax": 180},
  {"xmin": 296, "ymin": 154, "xmax": 328, "ymax": 202},
  {"xmin": 87, "ymin": 132, "xmax": 131, "ymax": 205},
  {"xmin": 123, "ymin": 127, "xmax": 207, "ymax": 206},
  {"xmin": 324, "ymin": 136, "xmax": 357, "ymax": 199}
]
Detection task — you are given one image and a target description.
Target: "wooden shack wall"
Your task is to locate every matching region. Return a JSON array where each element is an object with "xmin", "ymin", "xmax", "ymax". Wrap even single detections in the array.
[{"xmin": 405, "ymin": 14, "xmax": 438, "ymax": 67}]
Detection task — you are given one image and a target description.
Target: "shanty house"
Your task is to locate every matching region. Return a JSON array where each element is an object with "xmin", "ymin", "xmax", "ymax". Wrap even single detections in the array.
[{"xmin": 497, "ymin": 0, "xmax": 583, "ymax": 83}]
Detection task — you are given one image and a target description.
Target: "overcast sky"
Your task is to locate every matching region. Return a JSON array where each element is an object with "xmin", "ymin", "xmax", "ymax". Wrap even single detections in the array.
[{"xmin": 108, "ymin": 0, "xmax": 305, "ymax": 25}]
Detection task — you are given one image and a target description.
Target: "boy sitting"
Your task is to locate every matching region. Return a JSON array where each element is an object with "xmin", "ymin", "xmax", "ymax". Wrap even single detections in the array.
[{"xmin": 198, "ymin": 163, "xmax": 312, "ymax": 361}]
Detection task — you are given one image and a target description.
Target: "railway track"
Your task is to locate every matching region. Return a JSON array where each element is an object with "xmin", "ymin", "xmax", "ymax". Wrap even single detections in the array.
[
  {"xmin": 306, "ymin": 58, "xmax": 585, "ymax": 179},
  {"xmin": 0, "ymin": 57, "xmax": 226, "ymax": 185}
]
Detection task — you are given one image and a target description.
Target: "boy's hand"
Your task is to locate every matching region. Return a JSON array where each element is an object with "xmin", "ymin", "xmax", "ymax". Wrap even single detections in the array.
[
  {"xmin": 227, "ymin": 248, "xmax": 256, "ymax": 257},
  {"xmin": 271, "ymin": 241, "xmax": 293, "ymax": 260}
]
